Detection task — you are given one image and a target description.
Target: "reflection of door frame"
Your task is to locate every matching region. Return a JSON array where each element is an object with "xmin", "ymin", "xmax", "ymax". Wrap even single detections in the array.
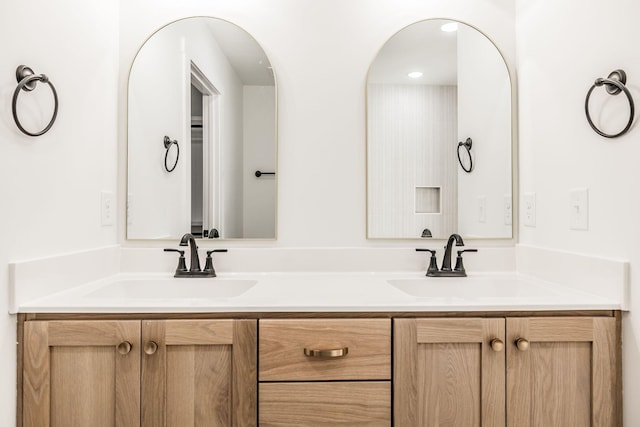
[{"xmin": 190, "ymin": 62, "xmax": 220, "ymax": 234}]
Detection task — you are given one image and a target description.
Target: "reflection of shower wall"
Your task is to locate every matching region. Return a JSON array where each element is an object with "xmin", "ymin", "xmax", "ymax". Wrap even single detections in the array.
[{"xmin": 368, "ymin": 84, "xmax": 457, "ymax": 237}]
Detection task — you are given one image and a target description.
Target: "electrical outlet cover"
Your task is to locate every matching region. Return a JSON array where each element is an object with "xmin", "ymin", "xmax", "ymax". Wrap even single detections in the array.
[
  {"xmin": 101, "ymin": 191, "xmax": 114, "ymax": 226},
  {"xmin": 504, "ymin": 195, "xmax": 512, "ymax": 226},
  {"xmin": 523, "ymin": 193, "xmax": 536, "ymax": 227}
]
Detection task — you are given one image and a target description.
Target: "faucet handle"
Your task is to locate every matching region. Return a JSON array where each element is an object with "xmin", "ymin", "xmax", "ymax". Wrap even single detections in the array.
[
  {"xmin": 204, "ymin": 249, "xmax": 228, "ymax": 276},
  {"xmin": 207, "ymin": 249, "xmax": 228, "ymax": 255},
  {"xmin": 416, "ymin": 248, "xmax": 436, "ymax": 255},
  {"xmin": 454, "ymin": 249, "xmax": 478, "ymax": 274},
  {"xmin": 164, "ymin": 248, "xmax": 187, "ymax": 272},
  {"xmin": 416, "ymin": 248, "xmax": 439, "ymax": 275}
]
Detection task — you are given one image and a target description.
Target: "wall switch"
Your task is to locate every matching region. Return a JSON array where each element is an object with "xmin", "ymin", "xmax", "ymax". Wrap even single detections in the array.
[
  {"xmin": 523, "ymin": 193, "xmax": 536, "ymax": 227},
  {"xmin": 101, "ymin": 191, "xmax": 114, "ymax": 226},
  {"xmin": 478, "ymin": 196, "xmax": 487, "ymax": 223},
  {"xmin": 504, "ymin": 195, "xmax": 512, "ymax": 225},
  {"xmin": 569, "ymin": 188, "xmax": 588, "ymax": 230}
]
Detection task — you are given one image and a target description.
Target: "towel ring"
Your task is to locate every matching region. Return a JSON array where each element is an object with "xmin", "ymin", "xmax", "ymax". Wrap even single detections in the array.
[
  {"xmin": 12, "ymin": 65, "xmax": 59, "ymax": 137},
  {"xmin": 457, "ymin": 137, "xmax": 473, "ymax": 173},
  {"xmin": 585, "ymin": 69, "xmax": 634, "ymax": 138},
  {"xmin": 163, "ymin": 136, "xmax": 179, "ymax": 172}
]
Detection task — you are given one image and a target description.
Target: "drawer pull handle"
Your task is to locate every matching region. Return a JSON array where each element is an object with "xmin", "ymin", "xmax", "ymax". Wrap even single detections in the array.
[
  {"xmin": 304, "ymin": 347, "xmax": 349, "ymax": 358},
  {"xmin": 304, "ymin": 347, "xmax": 349, "ymax": 359}
]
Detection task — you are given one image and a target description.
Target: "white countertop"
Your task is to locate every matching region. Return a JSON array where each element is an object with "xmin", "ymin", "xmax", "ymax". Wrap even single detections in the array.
[{"xmin": 17, "ymin": 271, "xmax": 621, "ymax": 313}]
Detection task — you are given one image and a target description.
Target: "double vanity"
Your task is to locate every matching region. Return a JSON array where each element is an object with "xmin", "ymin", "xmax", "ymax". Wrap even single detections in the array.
[{"xmin": 16, "ymin": 251, "xmax": 623, "ymax": 426}]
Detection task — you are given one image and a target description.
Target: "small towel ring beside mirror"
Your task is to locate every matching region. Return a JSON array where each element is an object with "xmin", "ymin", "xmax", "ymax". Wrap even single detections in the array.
[
  {"xmin": 585, "ymin": 69, "xmax": 635, "ymax": 138},
  {"xmin": 12, "ymin": 65, "xmax": 59, "ymax": 137},
  {"xmin": 163, "ymin": 136, "xmax": 179, "ymax": 172},
  {"xmin": 457, "ymin": 137, "xmax": 473, "ymax": 173}
]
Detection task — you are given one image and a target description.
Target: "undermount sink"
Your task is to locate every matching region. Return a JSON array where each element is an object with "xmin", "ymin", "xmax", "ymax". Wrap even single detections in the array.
[
  {"xmin": 87, "ymin": 278, "xmax": 257, "ymax": 299},
  {"xmin": 387, "ymin": 277, "xmax": 556, "ymax": 299}
]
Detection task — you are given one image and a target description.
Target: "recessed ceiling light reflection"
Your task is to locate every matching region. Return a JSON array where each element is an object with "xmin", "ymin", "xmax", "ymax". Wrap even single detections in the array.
[
  {"xmin": 408, "ymin": 71, "xmax": 423, "ymax": 79},
  {"xmin": 441, "ymin": 22, "xmax": 458, "ymax": 32}
]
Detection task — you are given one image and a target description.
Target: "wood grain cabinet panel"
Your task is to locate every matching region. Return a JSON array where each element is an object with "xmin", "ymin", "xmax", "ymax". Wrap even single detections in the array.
[
  {"xmin": 259, "ymin": 318, "xmax": 392, "ymax": 425},
  {"xmin": 507, "ymin": 317, "xmax": 619, "ymax": 427},
  {"xmin": 141, "ymin": 319, "xmax": 257, "ymax": 427},
  {"xmin": 259, "ymin": 381, "xmax": 391, "ymax": 426},
  {"xmin": 259, "ymin": 318, "xmax": 390, "ymax": 381},
  {"xmin": 394, "ymin": 318, "xmax": 505, "ymax": 427},
  {"xmin": 22, "ymin": 319, "xmax": 257, "ymax": 427},
  {"xmin": 23, "ymin": 321, "xmax": 141, "ymax": 427},
  {"xmin": 395, "ymin": 316, "xmax": 620, "ymax": 427}
]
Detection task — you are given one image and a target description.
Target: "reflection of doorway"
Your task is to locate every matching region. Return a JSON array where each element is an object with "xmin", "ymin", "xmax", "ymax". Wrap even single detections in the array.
[{"xmin": 190, "ymin": 63, "xmax": 219, "ymax": 237}]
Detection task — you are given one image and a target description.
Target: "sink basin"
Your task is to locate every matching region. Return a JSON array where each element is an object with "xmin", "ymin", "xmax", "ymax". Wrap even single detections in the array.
[
  {"xmin": 87, "ymin": 278, "xmax": 257, "ymax": 299},
  {"xmin": 387, "ymin": 277, "xmax": 556, "ymax": 299}
]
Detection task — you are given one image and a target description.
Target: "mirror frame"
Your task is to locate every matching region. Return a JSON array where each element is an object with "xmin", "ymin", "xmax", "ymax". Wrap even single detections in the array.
[
  {"xmin": 125, "ymin": 16, "xmax": 279, "ymax": 241},
  {"xmin": 365, "ymin": 18, "xmax": 517, "ymax": 241}
]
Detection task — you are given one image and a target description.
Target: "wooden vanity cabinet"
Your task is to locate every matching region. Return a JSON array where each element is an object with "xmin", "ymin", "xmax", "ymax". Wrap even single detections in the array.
[
  {"xmin": 22, "ymin": 320, "xmax": 141, "ymax": 427},
  {"xmin": 258, "ymin": 318, "xmax": 392, "ymax": 426},
  {"xmin": 21, "ymin": 319, "xmax": 257, "ymax": 427},
  {"xmin": 394, "ymin": 318, "xmax": 505, "ymax": 426},
  {"xmin": 394, "ymin": 316, "xmax": 620, "ymax": 427}
]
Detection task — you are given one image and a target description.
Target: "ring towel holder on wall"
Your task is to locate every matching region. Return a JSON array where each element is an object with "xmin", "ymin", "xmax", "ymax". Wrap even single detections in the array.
[
  {"xmin": 457, "ymin": 137, "xmax": 473, "ymax": 173},
  {"xmin": 163, "ymin": 136, "xmax": 179, "ymax": 172},
  {"xmin": 12, "ymin": 65, "xmax": 59, "ymax": 137},
  {"xmin": 585, "ymin": 69, "xmax": 635, "ymax": 138}
]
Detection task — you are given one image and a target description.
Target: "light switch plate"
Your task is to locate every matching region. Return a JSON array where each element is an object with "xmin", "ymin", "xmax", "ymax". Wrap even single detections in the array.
[
  {"xmin": 101, "ymin": 191, "xmax": 114, "ymax": 226},
  {"xmin": 523, "ymin": 193, "xmax": 536, "ymax": 227},
  {"xmin": 569, "ymin": 188, "xmax": 588, "ymax": 230}
]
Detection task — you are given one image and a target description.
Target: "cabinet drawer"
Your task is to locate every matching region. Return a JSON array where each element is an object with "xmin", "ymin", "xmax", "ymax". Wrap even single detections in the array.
[
  {"xmin": 259, "ymin": 381, "xmax": 390, "ymax": 426},
  {"xmin": 259, "ymin": 319, "xmax": 390, "ymax": 381}
]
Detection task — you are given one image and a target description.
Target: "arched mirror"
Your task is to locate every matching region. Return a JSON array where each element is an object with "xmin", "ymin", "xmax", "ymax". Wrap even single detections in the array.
[
  {"xmin": 367, "ymin": 19, "xmax": 512, "ymax": 239},
  {"xmin": 127, "ymin": 17, "xmax": 277, "ymax": 240}
]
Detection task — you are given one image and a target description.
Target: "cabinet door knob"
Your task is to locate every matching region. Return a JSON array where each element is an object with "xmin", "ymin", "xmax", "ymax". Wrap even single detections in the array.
[
  {"xmin": 515, "ymin": 338, "xmax": 530, "ymax": 351},
  {"xmin": 490, "ymin": 338, "xmax": 504, "ymax": 352},
  {"xmin": 303, "ymin": 347, "xmax": 349, "ymax": 358},
  {"xmin": 144, "ymin": 341, "xmax": 158, "ymax": 355},
  {"xmin": 117, "ymin": 341, "xmax": 132, "ymax": 355}
]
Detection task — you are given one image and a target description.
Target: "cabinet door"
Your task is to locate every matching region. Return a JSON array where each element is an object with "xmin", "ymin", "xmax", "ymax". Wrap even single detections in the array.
[
  {"xmin": 394, "ymin": 318, "xmax": 505, "ymax": 427},
  {"xmin": 23, "ymin": 320, "xmax": 141, "ymax": 427},
  {"xmin": 507, "ymin": 317, "xmax": 619, "ymax": 427},
  {"xmin": 141, "ymin": 319, "xmax": 257, "ymax": 427}
]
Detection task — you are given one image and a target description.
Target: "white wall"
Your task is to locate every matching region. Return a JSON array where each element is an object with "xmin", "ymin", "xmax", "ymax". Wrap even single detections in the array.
[
  {"xmin": 457, "ymin": 24, "xmax": 512, "ymax": 238},
  {"xmin": 243, "ymin": 85, "xmax": 276, "ymax": 238},
  {"xmin": 127, "ymin": 18, "xmax": 245, "ymax": 239},
  {"xmin": 0, "ymin": 0, "xmax": 119, "ymax": 424},
  {"xmin": 516, "ymin": 0, "xmax": 640, "ymax": 423}
]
